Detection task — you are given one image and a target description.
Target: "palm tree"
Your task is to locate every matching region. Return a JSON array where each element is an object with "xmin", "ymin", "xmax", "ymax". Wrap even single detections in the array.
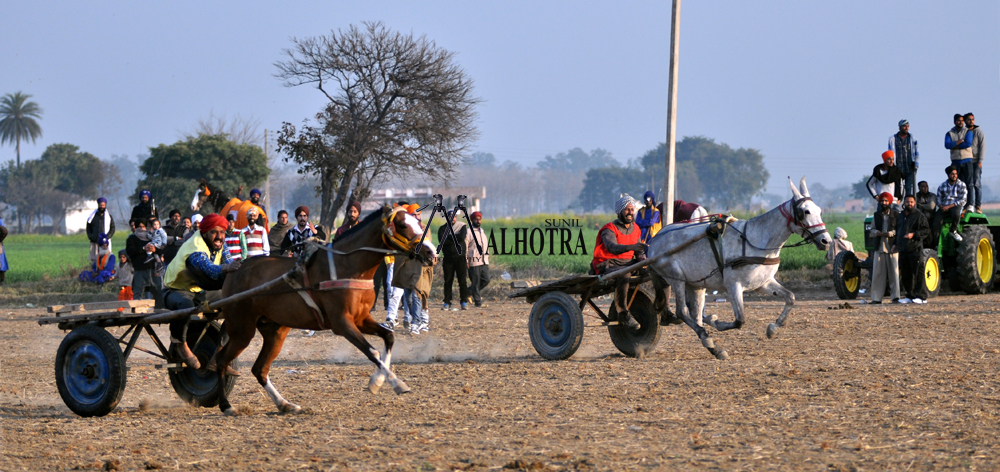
[{"xmin": 0, "ymin": 92, "xmax": 43, "ymax": 167}]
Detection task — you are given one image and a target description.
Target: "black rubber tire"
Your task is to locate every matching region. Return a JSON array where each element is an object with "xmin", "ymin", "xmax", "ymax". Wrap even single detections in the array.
[
  {"xmin": 55, "ymin": 324, "xmax": 127, "ymax": 417},
  {"xmin": 607, "ymin": 285, "xmax": 661, "ymax": 358},
  {"xmin": 919, "ymin": 248, "xmax": 941, "ymax": 299},
  {"xmin": 954, "ymin": 225, "xmax": 995, "ymax": 294},
  {"xmin": 528, "ymin": 292, "xmax": 585, "ymax": 360},
  {"xmin": 832, "ymin": 251, "xmax": 861, "ymax": 300},
  {"xmin": 168, "ymin": 321, "xmax": 238, "ymax": 407}
]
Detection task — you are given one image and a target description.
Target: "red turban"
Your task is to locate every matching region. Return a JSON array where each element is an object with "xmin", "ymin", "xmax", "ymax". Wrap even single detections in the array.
[
  {"xmin": 471, "ymin": 211, "xmax": 482, "ymax": 219},
  {"xmin": 878, "ymin": 192, "xmax": 893, "ymax": 205},
  {"xmin": 200, "ymin": 213, "xmax": 228, "ymax": 234},
  {"xmin": 881, "ymin": 150, "xmax": 894, "ymax": 162},
  {"xmin": 406, "ymin": 203, "xmax": 420, "ymax": 214}
]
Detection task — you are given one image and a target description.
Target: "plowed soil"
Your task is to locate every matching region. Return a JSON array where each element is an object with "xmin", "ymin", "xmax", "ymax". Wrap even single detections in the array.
[{"xmin": 3, "ymin": 289, "xmax": 1000, "ymax": 471}]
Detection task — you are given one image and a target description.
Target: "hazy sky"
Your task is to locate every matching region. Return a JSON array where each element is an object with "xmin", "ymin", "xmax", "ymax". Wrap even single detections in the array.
[{"xmin": 3, "ymin": 1, "xmax": 998, "ymax": 197}]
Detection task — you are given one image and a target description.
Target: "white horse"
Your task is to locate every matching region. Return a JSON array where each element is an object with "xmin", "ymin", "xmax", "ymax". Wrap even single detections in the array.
[{"xmin": 646, "ymin": 177, "xmax": 831, "ymax": 360}]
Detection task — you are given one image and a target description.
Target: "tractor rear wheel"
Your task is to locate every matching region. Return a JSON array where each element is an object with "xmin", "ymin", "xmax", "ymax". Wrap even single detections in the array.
[{"xmin": 954, "ymin": 225, "xmax": 995, "ymax": 294}]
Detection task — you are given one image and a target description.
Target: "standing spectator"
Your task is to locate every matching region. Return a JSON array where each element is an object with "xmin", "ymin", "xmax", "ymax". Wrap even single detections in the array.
[
  {"xmin": 869, "ymin": 193, "xmax": 900, "ymax": 304},
  {"xmin": 280, "ymin": 206, "xmax": 327, "ymax": 257},
  {"xmin": 86, "ymin": 197, "xmax": 115, "ymax": 263},
  {"xmin": 116, "ymin": 250, "xmax": 133, "ymax": 304},
  {"xmin": 162, "ymin": 210, "xmax": 187, "ymax": 265},
  {"xmin": 466, "ymin": 210, "xmax": 491, "ymax": 308},
  {"xmin": 402, "ymin": 204, "xmax": 430, "ymax": 333},
  {"xmin": 0, "ymin": 217, "xmax": 8, "ymax": 284},
  {"xmin": 825, "ymin": 227, "xmax": 855, "ymax": 265},
  {"xmin": 77, "ymin": 235, "xmax": 116, "ymax": 284},
  {"xmin": 130, "ymin": 189, "xmax": 159, "ymax": 223},
  {"xmin": 438, "ymin": 210, "xmax": 469, "ymax": 311},
  {"xmin": 239, "ymin": 207, "xmax": 269, "ymax": 258},
  {"xmin": 932, "ymin": 166, "xmax": 968, "ymax": 245},
  {"xmin": 888, "ymin": 119, "xmax": 919, "ymax": 197},
  {"xmin": 224, "ymin": 214, "xmax": 242, "ymax": 261},
  {"xmin": 915, "ymin": 181, "xmax": 938, "ymax": 248},
  {"xmin": 635, "ymin": 191, "xmax": 661, "ymax": 243},
  {"xmin": 945, "ymin": 114, "xmax": 974, "ymax": 207},
  {"xmin": 896, "ymin": 195, "xmax": 930, "ymax": 304},
  {"xmin": 867, "ymin": 151, "xmax": 903, "ymax": 206},
  {"xmin": 181, "ymin": 216, "xmax": 193, "ymax": 240},
  {"xmin": 268, "ymin": 210, "xmax": 292, "ymax": 254},
  {"xmin": 381, "ymin": 253, "xmax": 406, "ymax": 328},
  {"xmin": 125, "ymin": 219, "xmax": 163, "ymax": 308},
  {"xmin": 964, "ymin": 113, "xmax": 986, "ymax": 213},
  {"xmin": 334, "ymin": 201, "xmax": 362, "ymax": 239}
]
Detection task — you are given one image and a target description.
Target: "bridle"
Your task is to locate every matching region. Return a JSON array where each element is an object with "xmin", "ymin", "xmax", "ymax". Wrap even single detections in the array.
[{"xmin": 779, "ymin": 197, "xmax": 827, "ymax": 244}]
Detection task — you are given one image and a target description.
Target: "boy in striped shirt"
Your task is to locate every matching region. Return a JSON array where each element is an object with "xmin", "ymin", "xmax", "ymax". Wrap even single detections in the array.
[{"xmin": 224, "ymin": 214, "xmax": 243, "ymax": 261}]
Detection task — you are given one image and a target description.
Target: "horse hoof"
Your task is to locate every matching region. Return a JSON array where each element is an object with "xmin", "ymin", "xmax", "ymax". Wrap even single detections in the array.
[
  {"xmin": 392, "ymin": 381, "xmax": 411, "ymax": 395},
  {"xmin": 279, "ymin": 403, "xmax": 302, "ymax": 414},
  {"xmin": 715, "ymin": 350, "xmax": 730, "ymax": 360},
  {"xmin": 223, "ymin": 407, "xmax": 238, "ymax": 417},
  {"xmin": 766, "ymin": 323, "xmax": 778, "ymax": 339},
  {"xmin": 368, "ymin": 373, "xmax": 386, "ymax": 394}
]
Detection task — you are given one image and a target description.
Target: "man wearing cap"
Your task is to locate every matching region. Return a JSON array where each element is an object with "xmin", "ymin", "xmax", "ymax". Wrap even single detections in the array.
[
  {"xmin": 280, "ymin": 206, "xmax": 327, "ymax": 257},
  {"xmin": 86, "ymin": 197, "xmax": 115, "ymax": 263},
  {"xmin": 163, "ymin": 213, "xmax": 241, "ymax": 370},
  {"xmin": 964, "ymin": 113, "xmax": 986, "ymax": 213},
  {"xmin": 465, "ymin": 211, "xmax": 490, "ymax": 309},
  {"xmin": 870, "ymin": 192, "xmax": 900, "ymax": 304},
  {"xmin": 592, "ymin": 195, "xmax": 647, "ymax": 328},
  {"xmin": 130, "ymin": 189, "xmax": 159, "ymax": 223},
  {"xmin": 239, "ymin": 207, "xmax": 269, "ymax": 258},
  {"xmin": 867, "ymin": 151, "xmax": 903, "ymax": 208},
  {"xmin": 889, "ymin": 119, "xmax": 919, "ymax": 197},
  {"xmin": 334, "ymin": 201, "xmax": 362, "ymax": 240}
]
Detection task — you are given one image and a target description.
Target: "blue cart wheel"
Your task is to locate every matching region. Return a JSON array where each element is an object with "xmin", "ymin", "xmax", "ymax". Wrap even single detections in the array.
[
  {"xmin": 168, "ymin": 321, "xmax": 238, "ymax": 407},
  {"xmin": 529, "ymin": 291, "xmax": 584, "ymax": 360},
  {"xmin": 55, "ymin": 324, "xmax": 127, "ymax": 417}
]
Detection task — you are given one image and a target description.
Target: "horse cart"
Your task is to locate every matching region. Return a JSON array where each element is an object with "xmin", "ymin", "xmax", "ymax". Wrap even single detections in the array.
[{"xmin": 509, "ymin": 260, "xmax": 673, "ymax": 360}]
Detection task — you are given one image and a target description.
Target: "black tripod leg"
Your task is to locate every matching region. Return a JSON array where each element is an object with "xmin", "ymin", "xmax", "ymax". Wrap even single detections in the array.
[{"xmin": 458, "ymin": 208, "xmax": 484, "ymax": 257}]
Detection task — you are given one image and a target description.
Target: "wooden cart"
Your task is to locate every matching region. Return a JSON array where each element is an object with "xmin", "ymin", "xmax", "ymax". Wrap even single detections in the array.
[{"xmin": 509, "ymin": 261, "xmax": 672, "ymax": 360}]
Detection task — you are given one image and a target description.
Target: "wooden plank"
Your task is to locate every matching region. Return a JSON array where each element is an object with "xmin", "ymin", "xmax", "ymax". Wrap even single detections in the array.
[
  {"xmin": 509, "ymin": 274, "xmax": 598, "ymax": 299},
  {"xmin": 37, "ymin": 311, "xmax": 148, "ymax": 326},
  {"xmin": 47, "ymin": 300, "xmax": 155, "ymax": 314},
  {"xmin": 510, "ymin": 280, "xmax": 541, "ymax": 289}
]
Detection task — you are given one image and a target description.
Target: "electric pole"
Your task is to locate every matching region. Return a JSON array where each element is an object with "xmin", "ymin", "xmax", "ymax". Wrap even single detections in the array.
[{"xmin": 664, "ymin": 0, "xmax": 681, "ymax": 224}]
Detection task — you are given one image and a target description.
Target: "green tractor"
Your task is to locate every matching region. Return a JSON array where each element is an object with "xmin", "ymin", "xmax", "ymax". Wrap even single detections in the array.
[{"xmin": 833, "ymin": 211, "xmax": 997, "ymax": 299}]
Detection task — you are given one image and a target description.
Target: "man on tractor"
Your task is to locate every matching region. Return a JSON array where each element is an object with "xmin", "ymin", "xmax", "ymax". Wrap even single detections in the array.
[
  {"xmin": 592, "ymin": 194, "xmax": 647, "ymax": 329},
  {"xmin": 163, "ymin": 213, "xmax": 242, "ymax": 373},
  {"xmin": 931, "ymin": 165, "xmax": 968, "ymax": 248}
]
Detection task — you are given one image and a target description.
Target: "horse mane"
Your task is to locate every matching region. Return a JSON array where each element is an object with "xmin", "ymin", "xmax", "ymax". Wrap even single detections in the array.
[{"xmin": 332, "ymin": 209, "xmax": 385, "ymax": 243}]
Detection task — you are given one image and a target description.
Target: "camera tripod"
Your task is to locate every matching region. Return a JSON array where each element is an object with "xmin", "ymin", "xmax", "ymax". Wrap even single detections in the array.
[{"xmin": 414, "ymin": 194, "xmax": 484, "ymax": 257}]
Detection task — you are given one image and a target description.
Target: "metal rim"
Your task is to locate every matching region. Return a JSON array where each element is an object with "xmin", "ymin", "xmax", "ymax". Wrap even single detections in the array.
[
  {"xmin": 536, "ymin": 302, "xmax": 571, "ymax": 348},
  {"xmin": 62, "ymin": 340, "xmax": 112, "ymax": 406},
  {"xmin": 172, "ymin": 337, "xmax": 221, "ymax": 398},
  {"xmin": 977, "ymin": 238, "xmax": 993, "ymax": 283},
  {"xmin": 924, "ymin": 256, "xmax": 940, "ymax": 292},
  {"xmin": 844, "ymin": 258, "xmax": 858, "ymax": 292}
]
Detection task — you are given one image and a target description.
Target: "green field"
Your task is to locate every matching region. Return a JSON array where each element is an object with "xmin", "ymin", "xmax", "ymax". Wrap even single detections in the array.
[{"xmin": 4, "ymin": 232, "xmax": 129, "ymax": 284}]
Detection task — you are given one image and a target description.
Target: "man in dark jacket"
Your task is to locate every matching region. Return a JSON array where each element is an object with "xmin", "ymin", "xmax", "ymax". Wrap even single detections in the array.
[
  {"xmin": 86, "ymin": 197, "xmax": 115, "ymax": 263},
  {"xmin": 896, "ymin": 195, "xmax": 930, "ymax": 303},
  {"xmin": 161, "ymin": 210, "xmax": 187, "ymax": 265},
  {"xmin": 438, "ymin": 211, "xmax": 470, "ymax": 310},
  {"xmin": 125, "ymin": 219, "xmax": 163, "ymax": 309},
  {"xmin": 870, "ymin": 193, "xmax": 900, "ymax": 304},
  {"xmin": 131, "ymin": 190, "xmax": 160, "ymax": 223}
]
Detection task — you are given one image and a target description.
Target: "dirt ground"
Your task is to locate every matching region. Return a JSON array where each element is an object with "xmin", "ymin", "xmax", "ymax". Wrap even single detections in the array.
[{"xmin": 2, "ymin": 286, "xmax": 1000, "ymax": 471}]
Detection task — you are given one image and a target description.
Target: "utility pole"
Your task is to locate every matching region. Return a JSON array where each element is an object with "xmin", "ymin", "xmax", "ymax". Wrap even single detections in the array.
[
  {"xmin": 264, "ymin": 129, "xmax": 270, "ymax": 218},
  {"xmin": 663, "ymin": 0, "xmax": 681, "ymax": 224}
]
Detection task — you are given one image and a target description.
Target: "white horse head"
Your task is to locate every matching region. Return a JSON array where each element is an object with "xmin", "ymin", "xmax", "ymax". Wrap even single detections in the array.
[{"xmin": 788, "ymin": 176, "xmax": 831, "ymax": 250}]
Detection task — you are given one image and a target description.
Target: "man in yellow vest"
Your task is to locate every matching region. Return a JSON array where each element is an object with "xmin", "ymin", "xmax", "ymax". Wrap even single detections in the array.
[{"xmin": 163, "ymin": 213, "xmax": 241, "ymax": 370}]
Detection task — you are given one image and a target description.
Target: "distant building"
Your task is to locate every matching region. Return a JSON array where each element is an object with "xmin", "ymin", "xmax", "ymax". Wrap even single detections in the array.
[
  {"xmin": 844, "ymin": 199, "xmax": 865, "ymax": 213},
  {"xmin": 369, "ymin": 186, "xmax": 486, "ymax": 214},
  {"xmin": 64, "ymin": 200, "xmax": 97, "ymax": 234}
]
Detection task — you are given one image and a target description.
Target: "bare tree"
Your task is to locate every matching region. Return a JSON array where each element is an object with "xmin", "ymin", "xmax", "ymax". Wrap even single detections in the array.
[
  {"xmin": 181, "ymin": 111, "xmax": 263, "ymax": 146},
  {"xmin": 275, "ymin": 21, "xmax": 480, "ymax": 228}
]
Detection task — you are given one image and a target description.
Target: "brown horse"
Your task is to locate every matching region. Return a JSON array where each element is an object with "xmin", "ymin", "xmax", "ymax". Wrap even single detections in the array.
[{"xmin": 213, "ymin": 206, "xmax": 435, "ymax": 415}]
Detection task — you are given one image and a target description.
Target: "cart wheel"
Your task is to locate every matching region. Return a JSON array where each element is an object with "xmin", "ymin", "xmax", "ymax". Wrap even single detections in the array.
[
  {"xmin": 168, "ymin": 321, "xmax": 238, "ymax": 407},
  {"xmin": 832, "ymin": 251, "xmax": 861, "ymax": 299},
  {"xmin": 55, "ymin": 324, "xmax": 127, "ymax": 417},
  {"xmin": 608, "ymin": 285, "xmax": 661, "ymax": 358},
  {"xmin": 528, "ymin": 292, "xmax": 584, "ymax": 360}
]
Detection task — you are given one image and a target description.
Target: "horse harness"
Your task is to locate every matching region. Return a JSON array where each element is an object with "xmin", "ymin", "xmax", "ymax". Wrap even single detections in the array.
[{"xmin": 281, "ymin": 208, "xmax": 422, "ymax": 329}]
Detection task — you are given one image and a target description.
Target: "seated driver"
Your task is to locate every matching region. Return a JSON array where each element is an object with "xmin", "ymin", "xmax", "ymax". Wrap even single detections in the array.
[
  {"xmin": 163, "ymin": 213, "xmax": 241, "ymax": 372},
  {"xmin": 592, "ymin": 195, "xmax": 647, "ymax": 329}
]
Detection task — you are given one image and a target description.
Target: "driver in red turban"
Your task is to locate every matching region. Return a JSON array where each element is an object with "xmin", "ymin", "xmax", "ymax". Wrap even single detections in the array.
[{"xmin": 162, "ymin": 213, "xmax": 242, "ymax": 373}]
